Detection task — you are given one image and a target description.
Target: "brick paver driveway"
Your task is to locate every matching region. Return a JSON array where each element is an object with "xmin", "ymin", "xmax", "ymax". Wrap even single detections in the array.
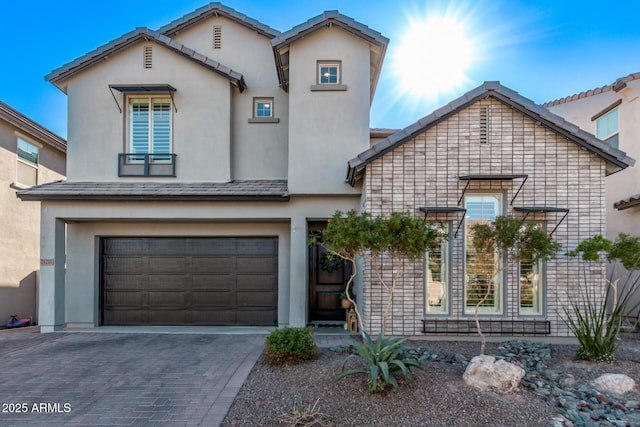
[{"xmin": 0, "ymin": 329, "xmax": 264, "ymax": 426}]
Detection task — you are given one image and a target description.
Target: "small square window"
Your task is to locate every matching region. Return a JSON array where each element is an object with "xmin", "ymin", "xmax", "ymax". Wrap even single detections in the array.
[
  {"xmin": 318, "ymin": 62, "xmax": 340, "ymax": 84},
  {"xmin": 255, "ymin": 98, "xmax": 273, "ymax": 118},
  {"xmin": 596, "ymin": 108, "xmax": 619, "ymax": 149}
]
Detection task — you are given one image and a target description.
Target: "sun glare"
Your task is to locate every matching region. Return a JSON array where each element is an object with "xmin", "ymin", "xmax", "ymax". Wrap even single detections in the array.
[{"xmin": 392, "ymin": 15, "xmax": 475, "ymax": 100}]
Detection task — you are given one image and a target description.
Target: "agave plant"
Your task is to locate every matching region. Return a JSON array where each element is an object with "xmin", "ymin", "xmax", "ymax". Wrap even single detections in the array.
[{"xmin": 339, "ymin": 331, "xmax": 423, "ymax": 392}]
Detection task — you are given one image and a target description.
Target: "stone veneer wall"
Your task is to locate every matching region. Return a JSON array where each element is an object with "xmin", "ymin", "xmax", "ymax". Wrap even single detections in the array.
[{"xmin": 362, "ymin": 98, "xmax": 606, "ymax": 337}]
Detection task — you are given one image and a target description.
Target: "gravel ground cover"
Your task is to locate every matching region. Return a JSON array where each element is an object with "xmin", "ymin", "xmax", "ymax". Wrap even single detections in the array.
[{"xmin": 222, "ymin": 336, "xmax": 640, "ymax": 427}]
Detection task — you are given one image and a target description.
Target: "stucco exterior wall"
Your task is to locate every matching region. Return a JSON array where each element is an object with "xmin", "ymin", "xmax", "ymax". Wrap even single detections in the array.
[
  {"xmin": 547, "ymin": 81, "xmax": 640, "ymax": 239},
  {"xmin": 0, "ymin": 121, "xmax": 65, "ymax": 325},
  {"xmin": 170, "ymin": 16, "xmax": 289, "ymax": 180},
  {"xmin": 37, "ymin": 196, "xmax": 361, "ymax": 331},
  {"xmin": 65, "ymin": 40, "xmax": 232, "ymax": 182},
  {"xmin": 287, "ymin": 27, "xmax": 371, "ymax": 194},
  {"xmin": 363, "ymin": 98, "xmax": 606, "ymax": 337}
]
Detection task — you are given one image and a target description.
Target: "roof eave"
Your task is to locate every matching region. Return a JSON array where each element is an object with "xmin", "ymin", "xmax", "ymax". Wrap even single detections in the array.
[{"xmin": 0, "ymin": 102, "xmax": 67, "ymax": 153}]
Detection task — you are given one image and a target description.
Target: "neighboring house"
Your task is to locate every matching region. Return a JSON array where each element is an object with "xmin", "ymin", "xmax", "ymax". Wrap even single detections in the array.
[
  {"xmin": 544, "ymin": 74, "xmax": 640, "ymax": 240},
  {"xmin": 347, "ymin": 82, "xmax": 633, "ymax": 336},
  {"xmin": 0, "ymin": 102, "xmax": 66, "ymax": 326},
  {"xmin": 545, "ymin": 73, "xmax": 640, "ymax": 314},
  {"xmin": 17, "ymin": 3, "xmax": 633, "ymax": 337}
]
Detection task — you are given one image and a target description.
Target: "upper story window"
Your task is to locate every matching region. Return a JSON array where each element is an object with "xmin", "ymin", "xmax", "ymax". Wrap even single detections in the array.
[
  {"xmin": 248, "ymin": 97, "xmax": 279, "ymax": 123},
  {"xmin": 318, "ymin": 62, "xmax": 340, "ymax": 84},
  {"xmin": 311, "ymin": 61, "xmax": 347, "ymax": 92},
  {"xmin": 128, "ymin": 97, "xmax": 172, "ymax": 156},
  {"xmin": 596, "ymin": 107, "xmax": 619, "ymax": 149},
  {"xmin": 16, "ymin": 137, "xmax": 39, "ymax": 187},
  {"xmin": 255, "ymin": 98, "xmax": 273, "ymax": 118}
]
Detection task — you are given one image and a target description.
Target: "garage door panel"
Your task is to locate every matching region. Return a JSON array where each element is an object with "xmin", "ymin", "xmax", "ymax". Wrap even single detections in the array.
[
  {"xmin": 191, "ymin": 291, "xmax": 234, "ymax": 306},
  {"xmin": 147, "ymin": 238, "xmax": 187, "ymax": 255},
  {"xmin": 148, "ymin": 292, "xmax": 187, "ymax": 307},
  {"xmin": 237, "ymin": 275, "xmax": 277, "ymax": 290},
  {"xmin": 237, "ymin": 290, "xmax": 277, "ymax": 307},
  {"xmin": 237, "ymin": 257, "xmax": 276, "ymax": 274},
  {"xmin": 192, "ymin": 274, "xmax": 235, "ymax": 290},
  {"xmin": 103, "ymin": 239, "xmax": 143, "ymax": 255},
  {"xmin": 237, "ymin": 239, "xmax": 277, "ymax": 255},
  {"xmin": 148, "ymin": 257, "xmax": 186, "ymax": 274},
  {"xmin": 103, "ymin": 291, "xmax": 143, "ymax": 306},
  {"xmin": 101, "ymin": 236, "xmax": 277, "ymax": 326},
  {"xmin": 188, "ymin": 239, "xmax": 236, "ymax": 255},
  {"xmin": 191, "ymin": 257, "xmax": 236, "ymax": 273},
  {"xmin": 103, "ymin": 257, "xmax": 143, "ymax": 274},
  {"xmin": 102, "ymin": 275, "xmax": 143, "ymax": 291}
]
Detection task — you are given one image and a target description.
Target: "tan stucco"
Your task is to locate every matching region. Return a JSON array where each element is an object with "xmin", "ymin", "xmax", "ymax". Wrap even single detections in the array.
[
  {"xmin": 547, "ymin": 81, "xmax": 640, "ymax": 238},
  {"xmin": 0, "ymin": 120, "xmax": 65, "ymax": 325},
  {"xmin": 287, "ymin": 26, "xmax": 371, "ymax": 194}
]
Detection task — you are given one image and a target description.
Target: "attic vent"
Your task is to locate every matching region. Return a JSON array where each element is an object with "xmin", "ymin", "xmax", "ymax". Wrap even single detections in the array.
[
  {"xmin": 479, "ymin": 106, "xmax": 490, "ymax": 144},
  {"xmin": 143, "ymin": 46, "xmax": 153, "ymax": 69},
  {"xmin": 213, "ymin": 26, "xmax": 222, "ymax": 49}
]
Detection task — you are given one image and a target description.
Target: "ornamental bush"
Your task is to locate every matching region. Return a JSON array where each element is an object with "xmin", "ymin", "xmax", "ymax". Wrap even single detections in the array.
[{"xmin": 264, "ymin": 327, "xmax": 318, "ymax": 366}]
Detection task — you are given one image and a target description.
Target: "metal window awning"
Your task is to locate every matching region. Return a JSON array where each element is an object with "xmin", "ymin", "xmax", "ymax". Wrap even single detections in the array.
[
  {"xmin": 419, "ymin": 206, "xmax": 467, "ymax": 238},
  {"xmin": 108, "ymin": 84, "xmax": 178, "ymax": 113},
  {"xmin": 458, "ymin": 174, "xmax": 528, "ymax": 206},
  {"xmin": 512, "ymin": 206, "xmax": 570, "ymax": 236}
]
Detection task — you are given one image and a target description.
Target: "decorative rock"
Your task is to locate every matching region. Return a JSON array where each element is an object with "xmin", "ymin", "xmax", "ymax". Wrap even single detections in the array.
[
  {"xmin": 591, "ymin": 374, "xmax": 636, "ymax": 396},
  {"xmin": 463, "ymin": 355, "xmax": 525, "ymax": 392}
]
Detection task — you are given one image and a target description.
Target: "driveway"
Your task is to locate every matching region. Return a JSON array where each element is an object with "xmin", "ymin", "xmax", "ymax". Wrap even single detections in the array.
[{"xmin": 0, "ymin": 328, "xmax": 265, "ymax": 426}]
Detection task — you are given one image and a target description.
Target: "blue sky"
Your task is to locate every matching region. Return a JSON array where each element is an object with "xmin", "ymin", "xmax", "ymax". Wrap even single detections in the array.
[{"xmin": 3, "ymin": 0, "xmax": 640, "ymax": 138}]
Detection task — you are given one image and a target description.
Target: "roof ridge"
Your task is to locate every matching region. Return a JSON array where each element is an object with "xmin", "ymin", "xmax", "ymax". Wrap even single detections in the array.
[
  {"xmin": 46, "ymin": 27, "xmax": 246, "ymax": 92},
  {"xmin": 0, "ymin": 101, "xmax": 66, "ymax": 152},
  {"xmin": 543, "ymin": 72, "xmax": 640, "ymax": 107},
  {"xmin": 159, "ymin": 2, "xmax": 281, "ymax": 38}
]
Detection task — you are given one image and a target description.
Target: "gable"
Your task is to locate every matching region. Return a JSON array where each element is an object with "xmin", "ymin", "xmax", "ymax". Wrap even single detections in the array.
[
  {"xmin": 348, "ymin": 82, "xmax": 635, "ymax": 185},
  {"xmin": 46, "ymin": 28, "xmax": 245, "ymax": 93}
]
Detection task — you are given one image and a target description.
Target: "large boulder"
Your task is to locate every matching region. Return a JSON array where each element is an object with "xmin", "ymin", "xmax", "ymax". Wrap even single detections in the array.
[
  {"xmin": 463, "ymin": 355, "xmax": 525, "ymax": 392},
  {"xmin": 592, "ymin": 374, "xmax": 636, "ymax": 396}
]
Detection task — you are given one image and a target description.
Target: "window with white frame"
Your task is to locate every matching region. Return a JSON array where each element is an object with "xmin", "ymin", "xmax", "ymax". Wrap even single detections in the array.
[
  {"xmin": 128, "ymin": 97, "xmax": 172, "ymax": 160},
  {"xmin": 16, "ymin": 137, "xmax": 38, "ymax": 186},
  {"xmin": 425, "ymin": 223, "xmax": 449, "ymax": 314},
  {"xmin": 464, "ymin": 194, "xmax": 502, "ymax": 314},
  {"xmin": 318, "ymin": 62, "xmax": 340, "ymax": 84},
  {"xmin": 254, "ymin": 98, "xmax": 273, "ymax": 118},
  {"xmin": 596, "ymin": 108, "xmax": 619, "ymax": 149},
  {"xmin": 519, "ymin": 258, "xmax": 542, "ymax": 315}
]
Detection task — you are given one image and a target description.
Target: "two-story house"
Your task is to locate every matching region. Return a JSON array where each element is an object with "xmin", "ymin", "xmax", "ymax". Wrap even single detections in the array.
[
  {"xmin": 18, "ymin": 4, "xmax": 387, "ymax": 332},
  {"xmin": 19, "ymin": 3, "xmax": 633, "ymax": 337},
  {"xmin": 0, "ymin": 102, "xmax": 66, "ymax": 326}
]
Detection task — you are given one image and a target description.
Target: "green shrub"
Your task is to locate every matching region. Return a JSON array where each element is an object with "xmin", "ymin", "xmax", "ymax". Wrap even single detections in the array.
[
  {"xmin": 339, "ymin": 331, "xmax": 423, "ymax": 393},
  {"xmin": 264, "ymin": 327, "xmax": 318, "ymax": 366}
]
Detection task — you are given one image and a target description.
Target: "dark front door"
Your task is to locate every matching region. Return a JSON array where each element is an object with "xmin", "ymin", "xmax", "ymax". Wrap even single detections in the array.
[
  {"xmin": 308, "ymin": 222, "xmax": 350, "ymax": 322},
  {"xmin": 100, "ymin": 236, "xmax": 278, "ymax": 326}
]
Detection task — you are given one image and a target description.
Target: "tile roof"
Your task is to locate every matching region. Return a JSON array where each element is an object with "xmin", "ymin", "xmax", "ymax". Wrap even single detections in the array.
[
  {"xmin": 271, "ymin": 10, "xmax": 388, "ymax": 101},
  {"xmin": 46, "ymin": 28, "xmax": 246, "ymax": 93},
  {"xmin": 0, "ymin": 101, "xmax": 66, "ymax": 153},
  {"xmin": 17, "ymin": 180, "xmax": 289, "ymax": 202},
  {"xmin": 159, "ymin": 2, "xmax": 280, "ymax": 38},
  {"xmin": 347, "ymin": 81, "xmax": 636, "ymax": 185},
  {"xmin": 543, "ymin": 72, "xmax": 640, "ymax": 107},
  {"xmin": 614, "ymin": 194, "xmax": 640, "ymax": 211}
]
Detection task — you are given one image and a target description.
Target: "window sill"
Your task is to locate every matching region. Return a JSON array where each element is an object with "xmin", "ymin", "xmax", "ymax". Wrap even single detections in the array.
[
  {"xmin": 310, "ymin": 84, "xmax": 348, "ymax": 92},
  {"xmin": 248, "ymin": 117, "xmax": 280, "ymax": 124},
  {"xmin": 10, "ymin": 182, "xmax": 32, "ymax": 190}
]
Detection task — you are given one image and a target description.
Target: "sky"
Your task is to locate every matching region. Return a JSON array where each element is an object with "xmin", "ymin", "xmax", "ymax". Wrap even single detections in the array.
[{"xmin": 3, "ymin": 0, "xmax": 640, "ymax": 139}]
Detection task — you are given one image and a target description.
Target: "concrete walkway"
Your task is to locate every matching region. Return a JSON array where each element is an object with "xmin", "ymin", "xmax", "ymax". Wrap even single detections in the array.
[{"xmin": 0, "ymin": 327, "xmax": 353, "ymax": 426}]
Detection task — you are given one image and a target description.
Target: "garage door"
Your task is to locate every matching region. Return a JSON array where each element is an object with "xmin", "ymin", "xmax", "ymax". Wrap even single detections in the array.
[{"xmin": 101, "ymin": 237, "xmax": 278, "ymax": 326}]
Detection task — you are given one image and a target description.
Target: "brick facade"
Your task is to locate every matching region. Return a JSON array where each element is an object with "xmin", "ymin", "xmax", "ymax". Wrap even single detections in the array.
[{"xmin": 362, "ymin": 97, "xmax": 606, "ymax": 337}]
